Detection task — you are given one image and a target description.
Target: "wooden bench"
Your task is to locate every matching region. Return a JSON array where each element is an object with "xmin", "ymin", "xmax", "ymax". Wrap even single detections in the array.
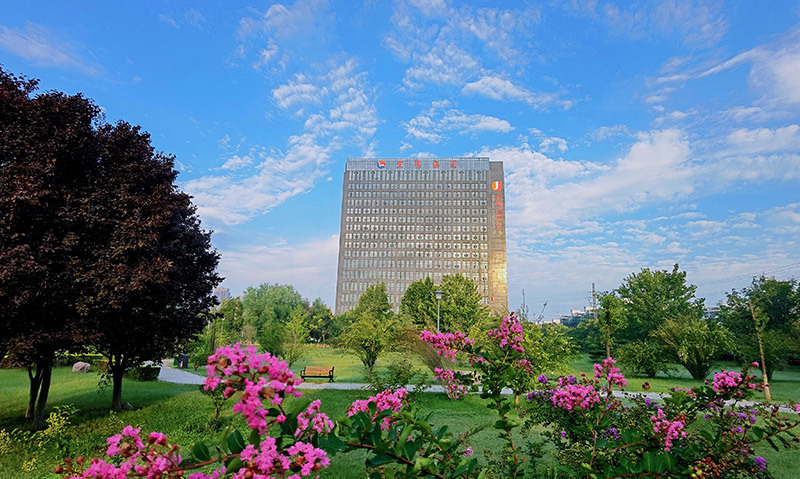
[{"xmin": 301, "ymin": 366, "xmax": 335, "ymax": 382}]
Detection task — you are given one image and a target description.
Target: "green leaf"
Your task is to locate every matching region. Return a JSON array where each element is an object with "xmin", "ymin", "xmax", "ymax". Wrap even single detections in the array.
[
  {"xmin": 642, "ymin": 452, "xmax": 656, "ymax": 471},
  {"xmin": 395, "ymin": 424, "xmax": 413, "ymax": 457},
  {"xmin": 227, "ymin": 430, "xmax": 246, "ymax": 454},
  {"xmin": 224, "ymin": 456, "xmax": 243, "ymax": 473},
  {"xmin": 192, "ymin": 442, "xmax": 210, "ymax": 462},
  {"xmin": 366, "ymin": 454, "xmax": 395, "ymax": 467},
  {"xmin": 435, "ymin": 425, "xmax": 449, "ymax": 439},
  {"xmin": 249, "ymin": 429, "xmax": 261, "ymax": 446}
]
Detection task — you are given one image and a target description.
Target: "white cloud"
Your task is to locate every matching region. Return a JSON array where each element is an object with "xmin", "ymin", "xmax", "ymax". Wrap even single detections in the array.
[
  {"xmin": 727, "ymin": 124, "xmax": 800, "ymax": 153},
  {"xmin": 0, "ymin": 22, "xmax": 102, "ymax": 76},
  {"xmin": 219, "ymin": 154, "xmax": 253, "ymax": 171},
  {"xmin": 158, "ymin": 14, "xmax": 180, "ymax": 29},
  {"xmin": 461, "ymin": 75, "xmax": 570, "ymax": 109},
  {"xmin": 219, "ymin": 235, "xmax": 340, "ymax": 302},
  {"xmin": 254, "ymin": 43, "xmax": 279, "ymax": 69},
  {"xmin": 590, "ymin": 124, "xmax": 632, "ymax": 141},
  {"xmin": 184, "ymin": 134, "xmax": 333, "ymax": 226},
  {"xmin": 403, "ymin": 103, "xmax": 513, "ymax": 143},
  {"xmin": 596, "ymin": 0, "xmax": 728, "ymax": 47},
  {"xmin": 184, "ymin": 8, "xmax": 208, "ymax": 30},
  {"xmin": 272, "ymin": 79, "xmax": 326, "ymax": 109}
]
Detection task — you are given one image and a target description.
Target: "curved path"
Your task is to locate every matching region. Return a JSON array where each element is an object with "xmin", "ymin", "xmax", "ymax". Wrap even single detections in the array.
[{"xmin": 157, "ymin": 361, "xmax": 797, "ymax": 413}]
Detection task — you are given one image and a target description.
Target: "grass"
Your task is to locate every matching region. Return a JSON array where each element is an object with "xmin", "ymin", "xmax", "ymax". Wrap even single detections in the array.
[
  {"xmin": 179, "ymin": 345, "xmax": 800, "ymax": 404},
  {"xmin": 2, "ymin": 352, "xmax": 799, "ymax": 478},
  {"xmin": 567, "ymin": 355, "xmax": 800, "ymax": 403}
]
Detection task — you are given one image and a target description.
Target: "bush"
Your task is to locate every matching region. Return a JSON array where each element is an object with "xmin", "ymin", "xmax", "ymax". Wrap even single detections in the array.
[
  {"xmin": 124, "ymin": 365, "xmax": 161, "ymax": 381},
  {"xmin": 366, "ymin": 356, "xmax": 433, "ymax": 401},
  {"xmin": 616, "ymin": 340, "xmax": 672, "ymax": 377}
]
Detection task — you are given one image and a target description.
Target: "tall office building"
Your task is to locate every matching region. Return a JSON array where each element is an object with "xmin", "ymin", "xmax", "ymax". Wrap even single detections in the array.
[{"xmin": 335, "ymin": 157, "xmax": 507, "ymax": 315}]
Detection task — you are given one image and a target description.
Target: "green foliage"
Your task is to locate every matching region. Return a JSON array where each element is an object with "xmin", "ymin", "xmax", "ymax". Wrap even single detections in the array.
[
  {"xmin": 282, "ymin": 305, "xmax": 311, "ymax": 367},
  {"xmin": 399, "ymin": 277, "xmax": 437, "ymax": 330},
  {"xmin": 256, "ymin": 319, "xmax": 287, "ymax": 358},
  {"xmin": 617, "ymin": 263, "xmax": 705, "ymax": 341},
  {"xmin": 616, "ymin": 340, "xmax": 672, "ymax": 377},
  {"xmin": 241, "ymin": 283, "xmax": 307, "ymax": 332},
  {"xmin": 440, "ymin": 274, "xmax": 490, "ymax": 333},
  {"xmin": 308, "ymin": 298, "xmax": 334, "ymax": 343},
  {"xmin": 124, "ymin": 365, "xmax": 161, "ymax": 382},
  {"xmin": 366, "ymin": 357, "xmax": 433, "ymax": 401},
  {"xmin": 339, "ymin": 283, "xmax": 402, "ymax": 372},
  {"xmin": 719, "ymin": 276, "xmax": 800, "ymax": 377},
  {"xmin": 652, "ymin": 316, "xmax": 732, "ymax": 380}
]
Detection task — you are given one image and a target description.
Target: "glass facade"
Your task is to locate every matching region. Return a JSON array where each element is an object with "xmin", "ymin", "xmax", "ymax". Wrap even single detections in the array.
[{"xmin": 335, "ymin": 157, "xmax": 508, "ymax": 315}]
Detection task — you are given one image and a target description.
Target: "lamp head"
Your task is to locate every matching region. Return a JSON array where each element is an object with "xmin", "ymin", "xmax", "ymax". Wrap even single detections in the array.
[{"xmin": 434, "ymin": 290, "xmax": 444, "ymax": 301}]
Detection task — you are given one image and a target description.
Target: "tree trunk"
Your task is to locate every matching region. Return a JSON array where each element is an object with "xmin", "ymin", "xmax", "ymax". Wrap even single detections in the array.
[
  {"xmin": 32, "ymin": 354, "xmax": 53, "ymax": 430},
  {"xmin": 26, "ymin": 364, "xmax": 43, "ymax": 420},
  {"xmin": 111, "ymin": 359, "xmax": 125, "ymax": 411}
]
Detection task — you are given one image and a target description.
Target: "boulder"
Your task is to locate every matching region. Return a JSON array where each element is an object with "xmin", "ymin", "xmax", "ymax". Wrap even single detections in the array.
[{"xmin": 72, "ymin": 361, "xmax": 91, "ymax": 373}]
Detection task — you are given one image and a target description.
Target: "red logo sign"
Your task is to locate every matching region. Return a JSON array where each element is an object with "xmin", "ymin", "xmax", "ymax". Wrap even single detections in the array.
[{"xmin": 491, "ymin": 181, "xmax": 503, "ymax": 191}]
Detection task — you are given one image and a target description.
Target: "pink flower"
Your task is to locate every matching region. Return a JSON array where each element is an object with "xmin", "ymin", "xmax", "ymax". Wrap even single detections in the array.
[
  {"xmin": 593, "ymin": 357, "xmax": 627, "ymax": 389},
  {"xmin": 420, "ymin": 330, "xmax": 474, "ymax": 361},
  {"xmin": 650, "ymin": 409, "xmax": 687, "ymax": 451},
  {"xmin": 348, "ymin": 388, "xmax": 408, "ymax": 430},
  {"xmin": 551, "ymin": 383, "xmax": 601, "ymax": 412},
  {"xmin": 487, "ymin": 314, "xmax": 525, "ymax": 354},
  {"xmin": 711, "ymin": 370, "xmax": 743, "ymax": 393}
]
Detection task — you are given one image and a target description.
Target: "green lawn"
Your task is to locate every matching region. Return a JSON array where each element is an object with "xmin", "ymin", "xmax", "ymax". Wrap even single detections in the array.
[
  {"xmin": 567, "ymin": 355, "xmax": 800, "ymax": 403},
  {"xmin": 179, "ymin": 346, "xmax": 800, "ymax": 404},
  {"xmin": 4, "ymin": 356, "xmax": 797, "ymax": 479}
]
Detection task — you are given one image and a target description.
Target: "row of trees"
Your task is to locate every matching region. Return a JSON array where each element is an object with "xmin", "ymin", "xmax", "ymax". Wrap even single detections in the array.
[
  {"xmin": 568, "ymin": 264, "xmax": 800, "ymax": 385},
  {"xmin": 0, "ymin": 69, "xmax": 221, "ymax": 428},
  {"xmin": 198, "ymin": 275, "xmax": 577, "ymax": 392}
]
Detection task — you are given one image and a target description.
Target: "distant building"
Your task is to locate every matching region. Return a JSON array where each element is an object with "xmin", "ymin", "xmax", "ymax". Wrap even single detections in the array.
[
  {"xmin": 560, "ymin": 306, "xmax": 595, "ymax": 328},
  {"xmin": 213, "ymin": 286, "xmax": 231, "ymax": 304},
  {"xmin": 335, "ymin": 157, "xmax": 508, "ymax": 315}
]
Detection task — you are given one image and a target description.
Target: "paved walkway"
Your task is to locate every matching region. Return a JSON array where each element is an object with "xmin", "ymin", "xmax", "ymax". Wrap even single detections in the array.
[{"xmin": 156, "ymin": 362, "xmax": 797, "ymax": 413}]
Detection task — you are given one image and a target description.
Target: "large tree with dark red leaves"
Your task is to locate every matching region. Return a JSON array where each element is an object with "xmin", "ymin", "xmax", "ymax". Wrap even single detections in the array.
[
  {"xmin": 0, "ymin": 68, "xmax": 102, "ymax": 428},
  {"xmin": 0, "ymin": 67, "xmax": 220, "ymax": 423},
  {"xmin": 77, "ymin": 121, "xmax": 221, "ymax": 411}
]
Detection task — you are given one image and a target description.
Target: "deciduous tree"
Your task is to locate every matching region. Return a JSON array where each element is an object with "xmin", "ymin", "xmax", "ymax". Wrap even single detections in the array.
[
  {"xmin": 75, "ymin": 121, "xmax": 220, "ymax": 410},
  {"xmin": 0, "ymin": 68, "xmax": 101, "ymax": 428}
]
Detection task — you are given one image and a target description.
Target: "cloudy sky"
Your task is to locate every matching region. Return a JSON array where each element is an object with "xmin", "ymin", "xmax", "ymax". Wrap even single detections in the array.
[{"xmin": 3, "ymin": 1, "xmax": 800, "ymax": 318}]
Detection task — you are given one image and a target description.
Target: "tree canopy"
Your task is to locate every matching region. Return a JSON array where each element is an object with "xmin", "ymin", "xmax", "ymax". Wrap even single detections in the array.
[{"xmin": 0, "ymin": 68, "xmax": 220, "ymax": 419}]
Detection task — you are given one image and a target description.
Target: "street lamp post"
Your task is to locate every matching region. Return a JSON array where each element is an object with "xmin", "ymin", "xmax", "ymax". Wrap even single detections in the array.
[{"xmin": 434, "ymin": 290, "xmax": 444, "ymax": 332}]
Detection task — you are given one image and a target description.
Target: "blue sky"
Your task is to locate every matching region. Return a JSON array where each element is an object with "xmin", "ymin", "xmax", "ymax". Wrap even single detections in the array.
[{"xmin": 2, "ymin": 1, "xmax": 800, "ymax": 319}]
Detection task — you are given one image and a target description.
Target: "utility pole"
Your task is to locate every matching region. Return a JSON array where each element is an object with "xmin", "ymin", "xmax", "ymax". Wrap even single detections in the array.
[
  {"xmin": 749, "ymin": 301, "xmax": 771, "ymax": 401},
  {"xmin": 593, "ymin": 282, "xmax": 610, "ymax": 358}
]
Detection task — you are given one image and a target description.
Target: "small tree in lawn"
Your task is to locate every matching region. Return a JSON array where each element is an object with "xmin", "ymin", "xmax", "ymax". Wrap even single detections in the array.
[
  {"xmin": 439, "ymin": 274, "xmax": 490, "ymax": 333},
  {"xmin": 308, "ymin": 297, "xmax": 333, "ymax": 343},
  {"xmin": 338, "ymin": 283, "xmax": 400, "ymax": 373},
  {"xmin": 652, "ymin": 315, "xmax": 732, "ymax": 380},
  {"xmin": 282, "ymin": 305, "xmax": 310, "ymax": 367},
  {"xmin": 399, "ymin": 277, "xmax": 437, "ymax": 329}
]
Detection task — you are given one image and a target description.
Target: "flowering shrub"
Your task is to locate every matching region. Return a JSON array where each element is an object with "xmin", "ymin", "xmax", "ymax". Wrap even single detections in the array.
[
  {"xmin": 56, "ymin": 318, "xmax": 800, "ymax": 479},
  {"xmin": 528, "ymin": 361, "xmax": 800, "ymax": 478}
]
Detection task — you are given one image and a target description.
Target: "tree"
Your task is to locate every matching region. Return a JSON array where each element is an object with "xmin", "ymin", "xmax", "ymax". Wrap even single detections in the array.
[
  {"xmin": 399, "ymin": 277, "xmax": 437, "ymax": 329},
  {"xmin": 75, "ymin": 121, "xmax": 220, "ymax": 410},
  {"xmin": 218, "ymin": 297, "xmax": 244, "ymax": 338},
  {"xmin": 308, "ymin": 298, "xmax": 333, "ymax": 343},
  {"xmin": 282, "ymin": 305, "xmax": 310, "ymax": 367},
  {"xmin": 617, "ymin": 264, "xmax": 705, "ymax": 341},
  {"xmin": 597, "ymin": 292, "xmax": 625, "ymax": 357},
  {"xmin": 241, "ymin": 283, "xmax": 306, "ymax": 336},
  {"xmin": 439, "ymin": 274, "xmax": 489, "ymax": 333},
  {"xmin": 338, "ymin": 283, "xmax": 400, "ymax": 372},
  {"xmin": 0, "ymin": 69, "xmax": 102, "ymax": 428},
  {"xmin": 652, "ymin": 316, "xmax": 732, "ymax": 380},
  {"xmin": 719, "ymin": 276, "xmax": 800, "ymax": 378}
]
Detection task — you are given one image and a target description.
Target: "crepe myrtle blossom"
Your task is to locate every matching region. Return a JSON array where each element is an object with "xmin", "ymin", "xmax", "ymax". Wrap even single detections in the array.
[
  {"xmin": 650, "ymin": 408, "xmax": 687, "ymax": 451},
  {"xmin": 419, "ymin": 330, "xmax": 474, "ymax": 361},
  {"xmin": 593, "ymin": 357, "xmax": 627, "ymax": 389},
  {"xmin": 348, "ymin": 388, "xmax": 409, "ymax": 430},
  {"xmin": 295, "ymin": 399, "xmax": 334, "ymax": 438},
  {"xmin": 204, "ymin": 343, "xmax": 303, "ymax": 434},
  {"xmin": 487, "ymin": 314, "xmax": 525, "ymax": 354}
]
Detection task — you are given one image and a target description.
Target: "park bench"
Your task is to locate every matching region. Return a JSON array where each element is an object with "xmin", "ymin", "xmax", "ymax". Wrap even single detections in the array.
[{"xmin": 300, "ymin": 366, "xmax": 335, "ymax": 382}]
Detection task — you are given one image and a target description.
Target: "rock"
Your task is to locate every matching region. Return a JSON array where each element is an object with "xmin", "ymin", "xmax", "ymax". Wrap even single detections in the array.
[
  {"xmin": 72, "ymin": 361, "xmax": 91, "ymax": 373},
  {"xmin": 121, "ymin": 402, "xmax": 133, "ymax": 411}
]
